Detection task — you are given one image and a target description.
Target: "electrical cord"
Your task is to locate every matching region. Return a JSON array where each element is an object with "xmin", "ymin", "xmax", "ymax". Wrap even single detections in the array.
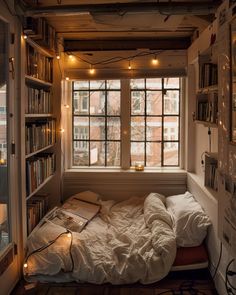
[
  {"xmin": 225, "ymin": 259, "xmax": 236, "ymax": 295},
  {"xmin": 212, "ymin": 242, "xmax": 223, "ymax": 280},
  {"xmin": 24, "ymin": 228, "xmax": 74, "ymax": 274}
]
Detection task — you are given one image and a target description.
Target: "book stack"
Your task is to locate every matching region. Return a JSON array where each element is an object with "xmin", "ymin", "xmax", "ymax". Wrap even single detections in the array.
[
  {"xmin": 199, "ymin": 63, "xmax": 218, "ymax": 89},
  {"xmin": 26, "ymin": 153, "xmax": 56, "ymax": 196},
  {"xmin": 27, "ymin": 194, "xmax": 49, "ymax": 234},
  {"xmin": 26, "ymin": 43, "xmax": 53, "ymax": 82},
  {"xmin": 25, "ymin": 119, "xmax": 56, "ymax": 155},
  {"xmin": 196, "ymin": 92, "xmax": 218, "ymax": 123},
  {"xmin": 24, "ymin": 17, "xmax": 56, "ymax": 50},
  {"xmin": 25, "ymin": 86, "xmax": 52, "ymax": 114}
]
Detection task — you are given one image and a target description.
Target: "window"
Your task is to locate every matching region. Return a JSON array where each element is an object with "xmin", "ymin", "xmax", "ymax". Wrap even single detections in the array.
[
  {"xmin": 72, "ymin": 78, "xmax": 180, "ymax": 167},
  {"xmin": 72, "ymin": 80, "xmax": 121, "ymax": 166}
]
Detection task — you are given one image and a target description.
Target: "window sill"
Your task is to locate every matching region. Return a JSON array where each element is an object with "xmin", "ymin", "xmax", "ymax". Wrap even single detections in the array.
[{"xmin": 66, "ymin": 167, "xmax": 186, "ymax": 174}]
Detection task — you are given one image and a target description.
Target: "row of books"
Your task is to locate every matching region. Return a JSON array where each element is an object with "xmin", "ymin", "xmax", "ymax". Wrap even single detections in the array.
[
  {"xmin": 26, "ymin": 153, "xmax": 56, "ymax": 196},
  {"xmin": 199, "ymin": 63, "xmax": 218, "ymax": 89},
  {"xmin": 197, "ymin": 101, "xmax": 218, "ymax": 123},
  {"xmin": 205, "ymin": 163, "xmax": 218, "ymax": 191},
  {"xmin": 27, "ymin": 194, "xmax": 49, "ymax": 235},
  {"xmin": 25, "ymin": 119, "xmax": 56, "ymax": 155},
  {"xmin": 26, "ymin": 43, "xmax": 53, "ymax": 82},
  {"xmin": 25, "ymin": 86, "xmax": 52, "ymax": 114},
  {"xmin": 24, "ymin": 17, "xmax": 56, "ymax": 50}
]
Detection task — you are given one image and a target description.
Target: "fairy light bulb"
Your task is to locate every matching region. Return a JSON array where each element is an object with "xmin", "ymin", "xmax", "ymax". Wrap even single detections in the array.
[
  {"xmin": 56, "ymin": 55, "xmax": 60, "ymax": 60},
  {"xmin": 128, "ymin": 61, "xmax": 132, "ymax": 70},
  {"xmin": 152, "ymin": 56, "xmax": 159, "ymax": 65},
  {"xmin": 68, "ymin": 54, "xmax": 73, "ymax": 59},
  {"xmin": 64, "ymin": 104, "xmax": 70, "ymax": 108},
  {"xmin": 23, "ymin": 35, "xmax": 28, "ymax": 40},
  {"xmin": 60, "ymin": 128, "xmax": 65, "ymax": 133},
  {"xmin": 23, "ymin": 263, "xmax": 28, "ymax": 268},
  {"xmin": 65, "ymin": 77, "xmax": 70, "ymax": 81},
  {"xmin": 89, "ymin": 64, "xmax": 95, "ymax": 75},
  {"xmin": 67, "ymin": 232, "xmax": 72, "ymax": 238}
]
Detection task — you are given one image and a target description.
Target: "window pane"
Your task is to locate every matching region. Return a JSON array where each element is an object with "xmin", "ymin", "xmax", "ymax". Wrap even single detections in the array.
[
  {"xmin": 164, "ymin": 78, "xmax": 180, "ymax": 88},
  {"xmin": 164, "ymin": 90, "xmax": 179, "ymax": 114},
  {"xmin": 107, "ymin": 91, "xmax": 120, "ymax": 115},
  {"xmin": 90, "ymin": 80, "xmax": 105, "ymax": 89},
  {"xmin": 90, "ymin": 141, "xmax": 105, "ymax": 166},
  {"xmin": 107, "ymin": 117, "xmax": 120, "ymax": 140},
  {"xmin": 131, "ymin": 91, "xmax": 145, "ymax": 115},
  {"xmin": 73, "ymin": 141, "xmax": 89, "ymax": 166},
  {"xmin": 73, "ymin": 117, "xmax": 89, "ymax": 137},
  {"xmin": 164, "ymin": 142, "xmax": 179, "ymax": 166},
  {"xmin": 131, "ymin": 117, "xmax": 145, "ymax": 141},
  {"xmin": 146, "ymin": 117, "xmax": 162, "ymax": 141},
  {"xmin": 131, "ymin": 142, "xmax": 145, "ymax": 166},
  {"xmin": 73, "ymin": 81, "xmax": 89, "ymax": 90},
  {"xmin": 146, "ymin": 78, "xmax": 162, "ymax": 89},
  {"xmin": 130, "ymin": 79, "xmax": 145, "ymax": 89},
  {"xmin": 107, "ymin": 142, "xmax": 120, "ymax": 166},
  {"xmin": 146, "ymin": 91, "xmax": 162, "ymax": 115},
  {"xmin": 107, "ymin": 80, "xmax": 120, "ymax": 89},
  {"xmin": 73, "ymin": 91, "xmax": 89, "ymax": 115},
  {"xmin": 146, "ymin": 142, "xmax": 161, "ymax": 167},
  {"xmin": 164, "ymin": 117, "xmax": 179, "ymax": 140},
  {"xmin": 90, "ymin": 91, "xmax": 105, "ymax": 115},
  {"xmin": 90, "ymin": 117, "xmax": 105, "ymax": 140}
]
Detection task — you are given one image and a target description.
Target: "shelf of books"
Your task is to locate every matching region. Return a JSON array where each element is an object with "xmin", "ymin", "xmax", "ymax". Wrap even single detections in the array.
[
  {"xmin": 22, "ymin": 34, "xmax": 57, "ymax": 238},
  {"xmin": 195, "ymin": 90, "xmax": 218, "ymax": 126},
  {"xmin": 204, "ymin": 152, "xmax": 218, "ymax": 191}
]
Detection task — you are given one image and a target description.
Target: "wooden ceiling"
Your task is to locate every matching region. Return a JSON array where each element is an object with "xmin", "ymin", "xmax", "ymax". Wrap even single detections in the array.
[{"xmin": 19, "ymin": 0, "xmax": 222, "ymax": 51}]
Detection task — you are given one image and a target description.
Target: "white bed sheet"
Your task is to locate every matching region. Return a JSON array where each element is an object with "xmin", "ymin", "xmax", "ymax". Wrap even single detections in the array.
[{"xmin": 24, "ymin": 193, "xmax": 176, "ymax": 284}]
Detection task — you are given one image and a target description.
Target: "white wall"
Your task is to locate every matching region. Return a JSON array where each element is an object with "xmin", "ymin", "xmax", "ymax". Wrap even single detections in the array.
[{"xmin": 187, "ymin": 1, "xmax": 236, "ymax": 294}]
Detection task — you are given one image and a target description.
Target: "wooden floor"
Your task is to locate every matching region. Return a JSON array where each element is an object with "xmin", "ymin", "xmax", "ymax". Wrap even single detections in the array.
[{"xmin": 11, "ymin": 269, "xmax": 218, "ymax": 295}]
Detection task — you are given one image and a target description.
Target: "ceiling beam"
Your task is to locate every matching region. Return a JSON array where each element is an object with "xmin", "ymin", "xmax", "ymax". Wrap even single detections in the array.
[
  {"xmin": 64, "ymin": 38, "xmax": 191, "ymax": 51},
  {"xmin": 21, "ymin": 1, "xmax": 222, "ymax": 17}
]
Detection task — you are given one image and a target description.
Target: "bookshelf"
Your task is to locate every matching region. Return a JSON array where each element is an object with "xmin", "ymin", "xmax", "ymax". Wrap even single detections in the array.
[
  {"xmin": 204, "ymin": 152, "xmax": 218, "ymax": 191},
  {"xmin": 195, "ymin": 46, "xmax": 218, "ymax": 127},
  {"xmin": 21, "ymin": 28, "xmax": 61, "ymax": 238}
]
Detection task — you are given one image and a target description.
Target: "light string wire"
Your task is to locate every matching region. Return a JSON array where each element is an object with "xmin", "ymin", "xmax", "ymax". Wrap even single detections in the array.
[
  {"xmin": 24, "ymin": 228, "xmax": 74, "ymax": 274},
  {"xmin": 66, "ymin": 49, "xmax": 164, "ymax": 68},
  {"xmin": 225, "ymin": 259, "xmax": 236, "ymax": 295}
]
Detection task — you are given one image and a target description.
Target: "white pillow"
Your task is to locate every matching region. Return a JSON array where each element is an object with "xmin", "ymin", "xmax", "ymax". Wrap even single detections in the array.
[{"xmin": 166, "ymin": 191, "xmax": 211, "ymax": 247}]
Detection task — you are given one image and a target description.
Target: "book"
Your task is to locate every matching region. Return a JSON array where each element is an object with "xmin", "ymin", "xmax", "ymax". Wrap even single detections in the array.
[
  {"xmin": 62, "ymin": 197, "xmax": 100, "ymax": 221},
  {"xmin": 49, "ymin": 209, "xmax": 88, "ymax": 232}
]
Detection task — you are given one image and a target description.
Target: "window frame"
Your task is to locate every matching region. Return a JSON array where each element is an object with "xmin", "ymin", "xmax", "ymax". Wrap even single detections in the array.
[{"xmin": 69, "ymin": 77, "xmax": 183, "ymax": 170}]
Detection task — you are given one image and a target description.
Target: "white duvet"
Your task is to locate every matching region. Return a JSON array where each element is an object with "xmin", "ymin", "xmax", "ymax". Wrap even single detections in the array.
[{"xmin": 24, "ymin": 193, "xmax": 176, "ymax": 284}]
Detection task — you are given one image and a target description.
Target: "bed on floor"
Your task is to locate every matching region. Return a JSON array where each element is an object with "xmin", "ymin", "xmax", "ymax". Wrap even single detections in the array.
[{"xmin": 23, "ymin": 191, "xmax": 211, "ymax": 284}]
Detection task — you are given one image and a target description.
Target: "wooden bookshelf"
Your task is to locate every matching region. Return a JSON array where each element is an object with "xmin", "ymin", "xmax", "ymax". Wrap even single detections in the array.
[{"xmin": 21, "ymin": 27, "xmax": 60, "ymax": 243}]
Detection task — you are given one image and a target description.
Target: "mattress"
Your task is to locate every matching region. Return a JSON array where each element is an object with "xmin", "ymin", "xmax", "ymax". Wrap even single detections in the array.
[{"xmin": 171, "ymin": 244, "xmax": 208, "ymax": 271}]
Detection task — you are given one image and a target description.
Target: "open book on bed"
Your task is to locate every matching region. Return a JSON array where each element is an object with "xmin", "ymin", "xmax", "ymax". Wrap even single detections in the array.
[{"xmin": 49, "ymin": 209, "xmax": 89, "ymax": 232}]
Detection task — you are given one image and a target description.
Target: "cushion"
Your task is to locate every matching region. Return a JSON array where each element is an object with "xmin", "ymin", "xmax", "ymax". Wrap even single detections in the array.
[
  {"xmin": 69, "ymin": 190, "xmax": 101, "ymax": 205},
  {"xmin": 166, "ymin": 191, "xmax": 211, "ymax": 247}
]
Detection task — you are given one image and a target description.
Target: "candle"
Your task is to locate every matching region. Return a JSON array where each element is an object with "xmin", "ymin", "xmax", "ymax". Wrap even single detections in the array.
[{"xmin": 135, "ymin": 163, "xmax": 144, "ymax": 171}]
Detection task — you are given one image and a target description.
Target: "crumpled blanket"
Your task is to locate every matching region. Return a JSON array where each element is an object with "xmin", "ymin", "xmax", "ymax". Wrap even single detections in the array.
[{"xmin": 24, "ymin": 193, "xmax": 176, "ymax": 284}]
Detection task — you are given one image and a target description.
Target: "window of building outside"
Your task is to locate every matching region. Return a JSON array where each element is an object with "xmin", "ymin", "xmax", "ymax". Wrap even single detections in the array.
[{"xmin": 72, "ymin": 77, "xmax": 180, "ymax": 168}]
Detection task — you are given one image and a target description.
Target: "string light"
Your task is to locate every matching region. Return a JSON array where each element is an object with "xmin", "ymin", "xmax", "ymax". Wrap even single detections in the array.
[
  {"xmin": 68, "ymin": 54, "xmax": 73, "ymax": 59},
  {"xmin": 89, "ymin": 64, "xmax": 95, "ymax": 75},
  {"xmin": 65, "ymin": 77, "xmax": 70, "ymax": 81},
  {"xmin": 60, "ymin": 128, "xmax": 65, "ymax": 133},
  {"xmin": 56, "ymin": 54, "xmax": 60, "ymax": 60},
  {"xmin": 23, "ymin": 34, "xmax": 28, "ymax": 40},
  {"xmin": 23, "ymin": 229, "xmax": 74, "ymax": 275},
  {"xmin": 152, "ymin": 55, "xmax": 159, "ymax": 65},
  {"xmin": 128, "ymin": 60, "xmax": 132, "ymax": 70},
  {"xmin": 64, "ymin": 104, "xmax": 70, "ymax": 108}
]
